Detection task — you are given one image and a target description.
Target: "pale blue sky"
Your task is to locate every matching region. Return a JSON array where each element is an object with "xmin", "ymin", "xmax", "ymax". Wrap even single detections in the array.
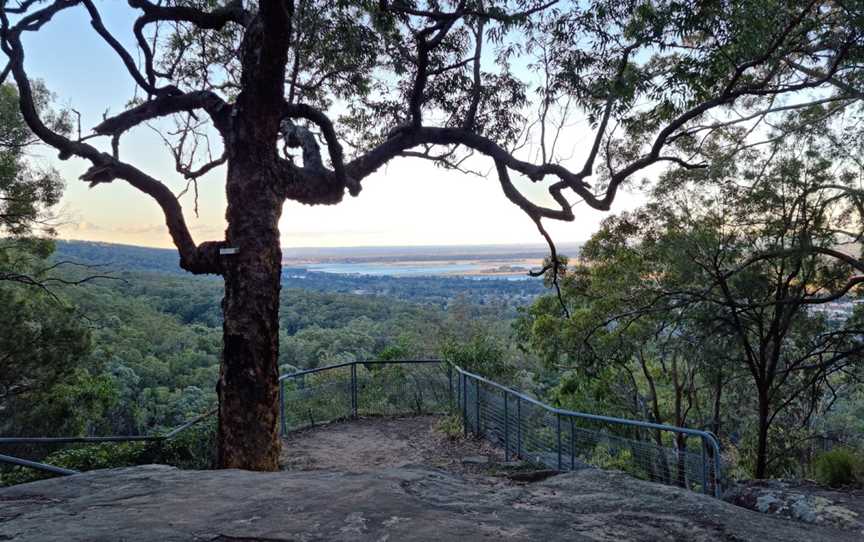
[{"xmin": 18, "ymin": 2, "xmax": 643, "ymax": 249}]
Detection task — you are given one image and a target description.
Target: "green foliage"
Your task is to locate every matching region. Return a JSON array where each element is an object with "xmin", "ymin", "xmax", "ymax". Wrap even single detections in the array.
[
  {"xmin": 21, "ymin": 370, "xmax": 119, "ymax": 437},
  {"xmin": 441, "ymin": 335, "xmax": 514, "ymax": 383},
  {"xmin": 589, "ymin": 443, "xmax": 635, "ymax": 474},
  {"xmin": 1, "ymin": 240, "xmax": 523, "ymax": 480},
  {"xmin": 516, "ymin": 135, "xmax": 864, "ymax": 480},
  {"xmin": 0, "ymin": 442, "xmax": 149, "ymax": 486},
  {"xmin": 0, "ymin": 82, "xmax": 66, "ymax": 238},
  {"xmin": 434, "ymin": 414, "xmax": 464, "ymax": 441},
  {"xmin": 0, "ymin": 281, "xmax": 95, "ymax": 437},
  {"xmin": 0, "ymin": 418, "xmax": 216, "ymax": 486},
  {"xmin": 551, "ymin": 368, "xmax": 635, "ymax": 420},
  {"xmin": 283, "ymin": 368, "xmax": 353, "ymax": 429},
  {"xmin": 813, "ymin": 448, "xmax": 863, "ymax": 488},
  {"xmin": 150, "ymin": 418, "xmax": 217, "ymax": 470}
]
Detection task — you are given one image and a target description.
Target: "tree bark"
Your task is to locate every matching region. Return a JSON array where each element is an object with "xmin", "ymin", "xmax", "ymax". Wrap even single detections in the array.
[
  {"xmin": 216, "ymin": 155, "xmax": 284, "ymax": 470},
  {"xmin": 214, "ymin": 2, "xmax": 291, "ymax": 470},
  {"xmin": 711, "ymin": 370, "xmax": 723, "ymax": 436},
  {"xmin": 638, "ymin": 352, "xmax": 670, "ymax": 484}
]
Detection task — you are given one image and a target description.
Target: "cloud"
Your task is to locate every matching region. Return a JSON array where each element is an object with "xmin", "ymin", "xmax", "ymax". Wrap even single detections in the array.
[{"xmin": 65, "ymin": 221, "xmax": 104, "ymax": 232}]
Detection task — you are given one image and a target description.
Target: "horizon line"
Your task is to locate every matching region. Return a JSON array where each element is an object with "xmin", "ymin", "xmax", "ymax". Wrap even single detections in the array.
[{"xmin": 56, "ymin": 238, "xmax": 586, "ymax": 252}]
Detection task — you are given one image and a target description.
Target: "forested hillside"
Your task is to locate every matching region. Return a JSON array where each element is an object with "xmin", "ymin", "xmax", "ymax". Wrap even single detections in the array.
[
  {"xmin": 4, "ymin": 225, "xmax": 864, "ymax": 487},
  {"xmin": 4, "ymin": 241, "xmax": 527, "ymax": 441}
]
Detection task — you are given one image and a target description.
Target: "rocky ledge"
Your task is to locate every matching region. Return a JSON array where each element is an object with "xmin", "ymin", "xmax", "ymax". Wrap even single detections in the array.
[
  {"xmin": 724, "ymin": 479, "xmax": 863, "ymax": 532},
  {"xmin": 1, "ymin": 464, "xmax": 861, "ymax": 541}
]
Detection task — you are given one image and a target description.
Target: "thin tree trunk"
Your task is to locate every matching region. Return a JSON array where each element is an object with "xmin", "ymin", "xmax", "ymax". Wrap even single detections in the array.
[
  {"xmin": 755, "ymin": 390, "xmax": 770, "ymax": 479},
  {"xmin": 638, "ymin": 351, "xmax": 670, "ymax": 484},
  {"xmin": 712, "ymin": 370, "xmax": 723, "ymax": 436},
  {"xmin": 672, "ymin": 356, "xmax": 687, "ymax": 487}
]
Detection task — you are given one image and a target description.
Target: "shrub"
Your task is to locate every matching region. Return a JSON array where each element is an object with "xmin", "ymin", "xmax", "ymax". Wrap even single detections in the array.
[
  {"xmin": 0, "ymin": 441, "xmax": 149, "ymax": 486},
  {"xmin": 813, "ymin": 448, "xmax": 862, "ymax": 488},
  {"xmin": 434, "ymin": 414, "xmax": 464, "ymax": 440},
  {"xmin": 148, "ymin": 418, "xmax": 217, "ymax": 470},
  {"xmin": 0, "ymin": 418, "xmax": 217, "ymax": 487},
  {"xmin": 589, "ymin": 442, "xmax": 634, "ymax": 472},
  {"xmin": 441, "ymin": 336, "xmax": 515, "ymax": 383}
]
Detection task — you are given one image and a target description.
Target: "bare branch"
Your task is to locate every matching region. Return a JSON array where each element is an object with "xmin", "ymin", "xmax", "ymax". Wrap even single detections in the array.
[
  {"xmin": 93, "ymin": 90, "xmax": 231, "ymax": 138},
  {"xmin": 0, "ymin": 9, "xmax": 223, "ymax": 274}
]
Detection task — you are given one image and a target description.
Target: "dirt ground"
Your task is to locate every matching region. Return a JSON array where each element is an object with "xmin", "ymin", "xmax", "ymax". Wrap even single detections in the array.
[{"xmin": 280, "ymin": 414, "xmax": 507, "ymax": 478}]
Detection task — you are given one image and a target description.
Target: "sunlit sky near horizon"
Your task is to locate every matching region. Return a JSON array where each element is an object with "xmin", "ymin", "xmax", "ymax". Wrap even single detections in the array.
[{"xmin": 20, "ymin": 3, "xmax": 645, "ymax": 250}]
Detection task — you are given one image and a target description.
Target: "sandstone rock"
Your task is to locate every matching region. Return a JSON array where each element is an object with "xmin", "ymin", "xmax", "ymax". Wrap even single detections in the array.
[
  {"xmin": 460, "ymin": 455, "xmax": 489, "ymax": 465},
  {"xmin": 1, "ymin": 464, "xmax": 861, "ymax": 541},
  {"xmin": 723, "ymin": 479, "xmax": 864, "ymax": 535},
  {"xmin": 506, "ymin": 469, "xmax": 561, "ymax": 483}
]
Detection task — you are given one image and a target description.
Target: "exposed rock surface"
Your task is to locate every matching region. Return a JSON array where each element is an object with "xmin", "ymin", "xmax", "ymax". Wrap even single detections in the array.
[
  {"xmin": 1, "ymin": 464, "xmax": 861, "ymax": 542},
  {"xmin": 279, "ymin": 415, "xmax": 505, "ymax": 475},
  {"xmin": 723, "ymin": 479, "xmax": 864, "ymax": 533}
]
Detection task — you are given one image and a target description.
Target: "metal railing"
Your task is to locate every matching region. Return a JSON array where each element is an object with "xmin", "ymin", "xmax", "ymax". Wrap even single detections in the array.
[
  {"xmin": 4, "ymin": 359, "xmax": 722, "ymax": 497},
  {"xmin": 278, "ymin": 359, "xmax": 450, "ymax": 434},
  {"xmin": 280, "ymin": 360, "xmax": 722, "ymax": 497},
  {"xmin": 454, "ymin": 366, "xmax": 722, "ymax": 497},
  {"xmin": 0, "ymin": 409, "xmax": 215, "ymax": 477}
]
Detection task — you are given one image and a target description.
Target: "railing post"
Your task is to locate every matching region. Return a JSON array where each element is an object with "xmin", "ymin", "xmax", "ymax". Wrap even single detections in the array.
[
  {"xmin": 504, "ymin": 391, "xmax": 510, "ymax": 461},
  {"xmin": 701, "ymin": 436, "xmax": 711, "ymax": 495},
  {"xmin": 516, "ymin": 396, "xmax": 522, "ymax": 459},
  {"xmin": 279, "ymin": 380, "xmax": 287, "ymax": 437},
  {"xmin": 713, "ymin": 439, "xmax": 722, "ymax": 498},
  {"xmin": 570, "ymin": 416, "xmax": 575, "ymax": 470},
  {"xmin": 448, "ymin": 364, "xmax": 453, "ymax": 413},
  {"xmin": 351, "ymin": 363, "xmax": 358, "ymax": 418},
  {"xmin": 462, "ymin": 372, "xmax": 468, "ymax": 438},
  {"xmin": 557, "ymin": 413, "xmax": 562, "ymax": 471},
  {"xmin": 475, "ymin": 378, "xmax": 481, "ymax": 435}
]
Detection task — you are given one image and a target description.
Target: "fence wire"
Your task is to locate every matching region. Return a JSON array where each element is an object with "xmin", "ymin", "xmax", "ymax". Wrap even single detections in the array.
[
  {"xmin": 279, "ymin": 361, "xmax": 450, "ymax": 432},
  {"xmin": 279, "ymin": 360, "xmax": 721, "ymax": 497},
  {"xmin": 459, "ymin": 369, "xmax": 721, "ymax": 496}
]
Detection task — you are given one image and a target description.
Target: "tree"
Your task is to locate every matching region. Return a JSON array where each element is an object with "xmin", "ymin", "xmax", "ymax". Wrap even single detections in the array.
[
  {"xmin": 1, "ymin": 0, "xmax": 860, "ymax": 470},
  {"xmin": 520, "ymin": 136, "xmax": 864, "ymax": 478},
  {"xmin": 0, "ymin": 280, "xmax": 95, "ymax": 436},
  {"xmin": 0, "ymin": 82, "xmax": 64, "ymax": 238},
  {"xmin": 0, "ymin": 79, "xmax": 68, "ymax": 288},
  {"xmin": 0, "ymin": 76, "xmax": 105, "ymax": 440}
]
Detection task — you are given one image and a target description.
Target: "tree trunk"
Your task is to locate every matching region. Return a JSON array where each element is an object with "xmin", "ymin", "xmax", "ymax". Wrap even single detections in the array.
[
  {"xmin": 216, "ymin": 157, "xmax": 284, "ymax": 470},
  {"xmin": 755, "ymin": 390, "xmax": 770, "ymax": 479},
  {"xmin": 638, "ymin": 353, "xmax": 670, "ymax": 484},
  {"xmin": 711, "ymin": 371, "xmax": 723, "ymax": 436}
]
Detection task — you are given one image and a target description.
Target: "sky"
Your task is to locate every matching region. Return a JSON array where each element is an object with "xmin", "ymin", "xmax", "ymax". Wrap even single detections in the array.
[{"xmin": 18, "ymin": 3, "xmax": 644, "ymax": 250}]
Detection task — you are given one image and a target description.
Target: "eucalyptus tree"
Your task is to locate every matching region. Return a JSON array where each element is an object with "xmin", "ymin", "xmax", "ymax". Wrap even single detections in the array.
[
  {"xmin": 522, "ymin": 137, "xmax": 864, "ymax": 478},
  {"xmin": 0, "ymin": 80, "xmax": 68, "ymax": 287},
  {"xmin": 0, "ymin": 82, "xmax": 64, "ymax": 239},
  {"xmin": 1, "ymin": 0, "xmax": 861, "ymax": 470}
]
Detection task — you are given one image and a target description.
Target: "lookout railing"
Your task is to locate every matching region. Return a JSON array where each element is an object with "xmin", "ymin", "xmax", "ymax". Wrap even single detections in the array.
[
  {"xmin": 1, "ymin": 359, "xmax": 722, "ymax": 497},
  {"xmin": 279, "ymin": 359, "xmax": 723, "ymax": 497},
  {"xmin": 0, "ymin": 409, "xmax": 215, "ymax": 477}
]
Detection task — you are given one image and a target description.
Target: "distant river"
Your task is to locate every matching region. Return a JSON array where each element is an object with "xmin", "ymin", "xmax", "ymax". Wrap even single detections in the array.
[{"xmin": 304, "ymin": 262, "xmax": 534, "ymax": 279}]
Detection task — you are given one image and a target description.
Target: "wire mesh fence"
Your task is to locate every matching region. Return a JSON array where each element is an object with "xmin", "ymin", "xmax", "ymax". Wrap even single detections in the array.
[
  {"xmin": 279, "ymin": 360, "xmax": 451, "ymax": 433},
  {"xmin": 457, "ymin": 367, "xmax": 722, "ymax": 497},
  {"xmin": 279, "ymin": 359, "xmax": 722, "ymax": 497}
]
